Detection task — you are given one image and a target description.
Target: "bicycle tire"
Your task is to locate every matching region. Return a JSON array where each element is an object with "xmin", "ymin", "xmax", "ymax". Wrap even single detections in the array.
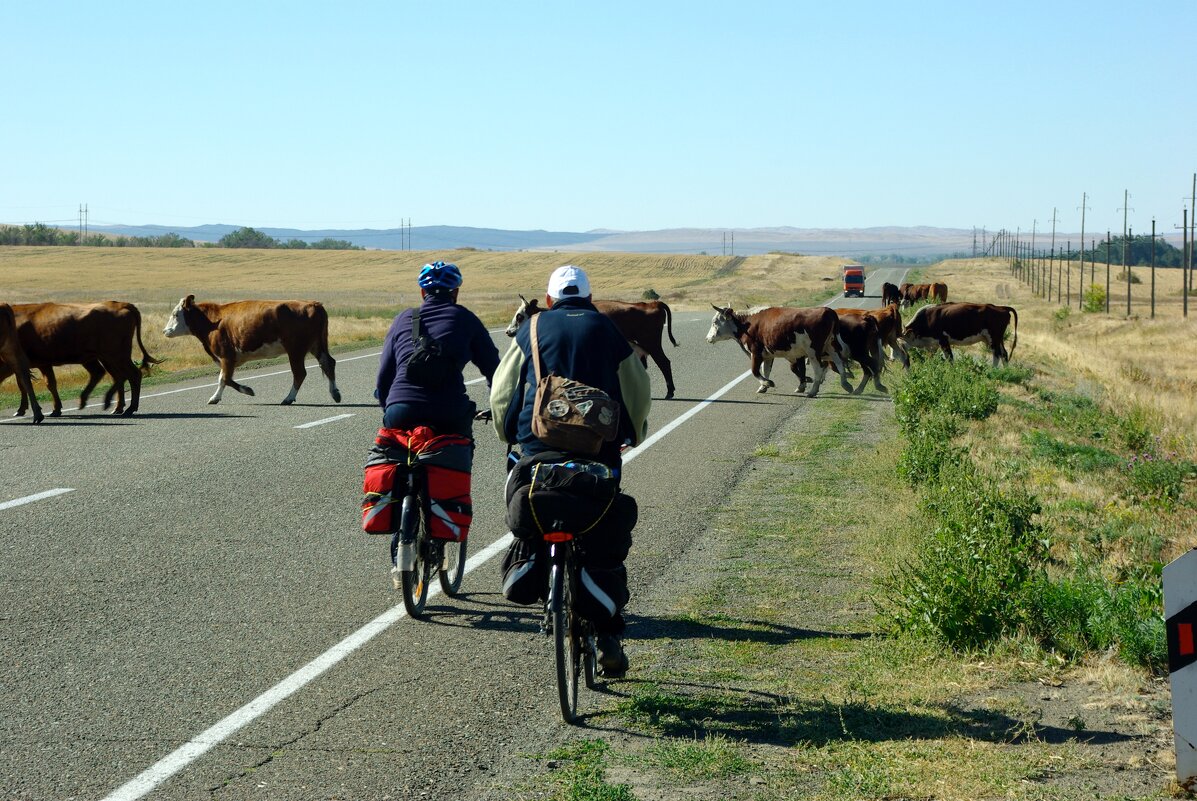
[
  {"xmin": 437, "ymin": 537, "xmax": 467, "ymax": 596},
  {"xmin": 550, "ymin": 560, "xmax": 580, "ymax": 724},
  {"xmin": 400, "ymin": 494, "xmax": 430, "ymax": 617}
]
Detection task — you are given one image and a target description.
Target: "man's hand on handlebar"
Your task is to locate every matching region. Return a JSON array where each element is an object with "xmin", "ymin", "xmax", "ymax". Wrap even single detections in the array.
[{"xmin": 474, "ymin": 408, "xmax": 493, "ymax": 422}]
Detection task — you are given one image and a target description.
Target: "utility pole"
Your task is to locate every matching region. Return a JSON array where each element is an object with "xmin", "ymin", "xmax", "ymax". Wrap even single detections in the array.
[
  {"xmin": 1078, "ymin": 192, "xmax": 1089, "ymax": 290},
  {"xmin": 1127, "ymin": 225, "xmax": 1133, "ymax": 317},
  {"xmin": 78, "ymin": 203, "xmax": 84, "ymax": 243},
  {"xmin": 1151, "ymin": 218, "xmax": 1156, "ymax": 319},
  {"xmin": 1031, "ymin": 220, "xmax": 1038, "ymax": 295},
  {"xmin": 1119, "ymin": 190, "xmax": 1132, "ymax": 278},
  {"xmin": 1050, "ymin": 207, "xmax": 1059, "ymax": 303},
  {"xmin": 1105, "ymin": 230, "xmax": 1112, "ymax": 314}
]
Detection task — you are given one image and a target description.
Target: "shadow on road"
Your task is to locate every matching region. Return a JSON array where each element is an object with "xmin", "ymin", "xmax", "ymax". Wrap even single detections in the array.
[
  {"xmin": 582, "ymin": 674, "xmax": 1141, "ymax": 748},
  {"xmin": 625, "ymin": 612, "xmax": 871, "ymax": 645}
]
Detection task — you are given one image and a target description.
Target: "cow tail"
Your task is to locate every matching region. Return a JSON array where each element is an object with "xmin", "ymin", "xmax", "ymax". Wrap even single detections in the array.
[
  {"xmin": 661, "ymin": 301, "xmax": 679, "ymax": 347},
  {"xmin": 315, "ymin": 303, "xmax": 332, "ymax": 359},
  {"xmin": 1006, "ymin": 306, "xmax": 1018, "ymax": 359},
  {"xmin": 134, "ymin": 308, "xmax": 162, "ymax": 373}
]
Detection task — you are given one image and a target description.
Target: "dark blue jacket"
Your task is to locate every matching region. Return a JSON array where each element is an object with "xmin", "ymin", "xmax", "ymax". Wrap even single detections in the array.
[
  {"xmin": 490, "ymin": 297, "xmax": 651, "ymax": 467},
  {"xmin": 377, "ymin": 296, "xmax": 500, "ymax": 420}
]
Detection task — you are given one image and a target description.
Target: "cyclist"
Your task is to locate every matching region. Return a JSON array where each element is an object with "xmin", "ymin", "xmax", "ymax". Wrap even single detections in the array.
[
  {"xmin": 490, "ymin": 264, "xmax": 650, "ymax": 677},
  {"xmin": 376, "ymin": 261, "xmax": 501, "ymax": 433}
]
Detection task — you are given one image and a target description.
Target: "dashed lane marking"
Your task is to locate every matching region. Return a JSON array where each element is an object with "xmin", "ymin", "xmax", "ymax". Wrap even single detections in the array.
[
  {"xmin": 0, "ymin": 488, "xmax": 75, "ymax": 511},
  {"xmin": 293, "ymin": 413, "xmax": 356, "ymax": 429}
]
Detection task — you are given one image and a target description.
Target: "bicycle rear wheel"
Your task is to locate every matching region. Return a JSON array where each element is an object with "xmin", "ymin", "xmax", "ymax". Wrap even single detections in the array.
[
  {"xmin": 437, "ymin": 537, "xmax": 467, "ymax": 596},
  {"xmin": 551, "ymin": 560, "xmax": 581, "ymax": 724},
  {"xmin": 400, "ymin": 494, "xmax": 430, "ymax": 617}
]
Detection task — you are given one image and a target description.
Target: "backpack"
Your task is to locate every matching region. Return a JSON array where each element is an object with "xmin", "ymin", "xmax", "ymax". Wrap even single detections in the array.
[
  {"xmin": 528, "ymin": 314, "xmax": 620, "ymax": 456},
  {"xmin": 405, "ymin": 308, "xmax": 454, "ymax": 389}
]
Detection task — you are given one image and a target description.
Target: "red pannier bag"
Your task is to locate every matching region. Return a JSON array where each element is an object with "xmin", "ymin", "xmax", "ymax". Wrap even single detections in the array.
[{"xmin": 361, "ymin": 427, "xmax": 473, "ymax": 542}]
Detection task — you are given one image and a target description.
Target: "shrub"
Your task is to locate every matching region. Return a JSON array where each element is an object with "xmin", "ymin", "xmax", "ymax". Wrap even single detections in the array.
[
  {"xmin": 1026, "ymin": 562, "xmax": 1166, "ymax": 671},
  {"xmin": 1115, "ymin": 269, "xmax": 1142, "ymax": 284},
  {"xmin": 1081, "ymin": 285, "xmax": 1106, "ymax": 312},
  {"xmin": 898, "ymin": 411, "xmax": 967, "ymax": 485},
  {"xmin": 988, "ymin": 363, "xmax": 1034, "ymax": 385},
  {"xmin": 881, "ymin": 474, "xmax": 1044, "ymax": 649},
  {"xmin": 642, "ymin": 288, "xmax": 660, "ymax": 300},
  {"xmin": 1052, "ymin": 306, "xmax": 1072, "ymax": 327},
  {"xmin": 1124, "ymin": 452, "xmax": 1192, "ymax": 507}
]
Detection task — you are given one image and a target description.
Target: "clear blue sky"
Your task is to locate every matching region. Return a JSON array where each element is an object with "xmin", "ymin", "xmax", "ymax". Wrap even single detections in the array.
[{"xmin": 3, "ymin": 0, "xmax": 1194, "ymax": 237}]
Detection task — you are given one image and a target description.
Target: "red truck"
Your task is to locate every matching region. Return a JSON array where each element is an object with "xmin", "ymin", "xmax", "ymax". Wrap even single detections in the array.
[{"xmin": 842, "ymin": 265, "xmax": 865, "ymax": 298}]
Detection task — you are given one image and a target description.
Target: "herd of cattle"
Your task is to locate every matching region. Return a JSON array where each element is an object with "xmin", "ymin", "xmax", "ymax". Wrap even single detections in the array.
[{"xmin": 0, "ymin": 278, "xmax": 1019, "ymax": 423}]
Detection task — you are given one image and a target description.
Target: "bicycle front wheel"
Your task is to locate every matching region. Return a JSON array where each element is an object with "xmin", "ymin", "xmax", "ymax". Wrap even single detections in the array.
[
  {"xmin": 400, "ymin": 495, "xmax": 430, "ymax": 617},
  {"xmin": 551, "ymin": 561, "xmax": 580, "ymax": 724},
  {"xmin": 438, "ymin": 537, "xmax": 467, "ymax": 596}
]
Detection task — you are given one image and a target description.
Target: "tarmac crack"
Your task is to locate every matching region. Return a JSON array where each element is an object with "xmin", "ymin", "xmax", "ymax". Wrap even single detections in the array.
[{"xmin": 205, "ymin": 686, "xmax": 382, "ymax": 794}]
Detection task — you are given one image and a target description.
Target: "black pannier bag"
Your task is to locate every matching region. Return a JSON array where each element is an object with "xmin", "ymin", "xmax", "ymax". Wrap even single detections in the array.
[
  {"xmin": 405, "ymin": 308, "xmax": 455, "ymax": 389},
  {"xmin": 500, "ymin": 452, "xmax": 637, "ymax": 625}
]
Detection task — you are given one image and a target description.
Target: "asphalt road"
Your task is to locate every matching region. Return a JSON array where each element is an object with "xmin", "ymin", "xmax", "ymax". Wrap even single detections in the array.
[{"xmin": 0, "ymin": 267, "xmax": 906, "ymax": 800}]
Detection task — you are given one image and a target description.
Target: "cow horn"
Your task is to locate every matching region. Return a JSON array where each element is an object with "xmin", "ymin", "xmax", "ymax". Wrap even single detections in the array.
[
  {"xmin": 711, "ymin": 303, "xmax": 722, "ymax": 312},
  {"xmin": 518, "ymin": 293, "xmax": 527, "ymax": 303}
]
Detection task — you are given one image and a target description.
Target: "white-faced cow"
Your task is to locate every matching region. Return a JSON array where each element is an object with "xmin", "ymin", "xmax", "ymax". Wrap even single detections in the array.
[
  {"xmin": 163, "ymin": 296, "xmax": 341, "ymax": 405},
  {"xmin": 0, "ymin": 303, "xmax": 43, "ymax": 424},
  {"xmin": 0, "ymin": 301, "xmax": 158, "ymax": 418},
  {"xmin": 506, "ymin": 295, "xmax": 679, "ymax": 398},
  {"xmin": 706, "ymin": 305, "xmax": 852, "ymax": 397},
  {"xmin": 899, "ymin": 302, "xmax": 1018, "ymax": 366}
]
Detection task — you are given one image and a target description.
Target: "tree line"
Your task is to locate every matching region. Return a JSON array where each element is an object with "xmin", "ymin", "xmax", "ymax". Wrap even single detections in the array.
[
  {"xmin": 1056, "ymin": 234, "xmax": 1185, "ymax": 267},
  {"xmin": 0, "ymin": 223, "xmax": 363, "ymax": 250}
]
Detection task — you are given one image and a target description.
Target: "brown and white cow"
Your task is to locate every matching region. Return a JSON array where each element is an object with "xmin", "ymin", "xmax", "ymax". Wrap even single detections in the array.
[
  {"xmin": 506, "ymin": 295, "xmax": 680, "ymax": 398},
  {"xmin": 706, "ymin": 305, "xmax": 852, "ymax": 397},
  {"xmin": 0, "ymin": 301, "xmax": 158, "ymax": 418},
  {"xmin": 0, "ymin": 303, "xmax": 43, "ymax": 424},
  {"xmin": 164, "ymin": 296, "xmax": 341, "ymax": 405},
  {"xmin": 899, "ymin": 302, "xmax": 1018, "ymax": 366}
]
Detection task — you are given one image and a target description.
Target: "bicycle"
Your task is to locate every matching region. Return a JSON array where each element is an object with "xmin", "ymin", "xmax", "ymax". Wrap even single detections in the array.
[
  {"xmin": 542, "ymin": 520, "xmax": 599, "ymax": 724},
  {"xmin": 390, "ymin": 464, "xmax": 467, "ymax": 617}
]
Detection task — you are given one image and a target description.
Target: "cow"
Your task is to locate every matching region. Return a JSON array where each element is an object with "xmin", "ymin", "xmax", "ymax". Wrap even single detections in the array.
[
  {"xmin": 930, "ymin": 282, "xmax": 949, "ymax": 303},
  {"xmin": 706, "ymin": 304, "xmax": 852, "ymax": 397},
  {"xmin": 163, "ymin": 296, "xmax": 341, "ymax": 405},
  {"xmin": 506, "ymin": 295, "xmax": 679, "ymax": 399},
  {"xmin": 0, "ymin": 301, "xmax": 158, "ymax": 418},
  {"xmin": 881, "ymin": 282, "xmax": 902, "ymax": 308},
  {"xmin": 833, "ymin": 309, "xmax": 887, "ymax": 393},
  {"xmin": 864, "ymin": 302, "xmax": 909, "ymax": 369},
  {"xmin": 0, "ymin": 303, "xmax": 43, "ymax": 424},
  {"xmin": 899, "ymin": 302, "xmax": 1018, "ymax": 366},
  {"xmin": 899, "ymin": 282, "xmax": 930, "ymax": 307}
]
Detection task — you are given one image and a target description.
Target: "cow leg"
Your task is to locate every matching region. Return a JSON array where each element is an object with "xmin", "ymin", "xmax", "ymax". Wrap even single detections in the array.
[
  {"xmin": 937, "ymin": 335, "xmax": 954, "ymax": 361},
  {"xmin": 3, "ymin": 363, "xmax": 43, "ymax": 424},
  {"xmin": 317, "ymin": 349, "xmax": 341, "ymax": 403},
  {"xmin": 103, "ymin": 358, "xmax": 141, "ymax": 416},
  {"xmin": 103, "ymin": 380, "xmax": 127, "ymax": 414},
  {"xmin": 282, "ymin": 350, "xmax": 307, "ymax": 405},
  {"xmin": 42, "ymin": 368, "xmax": 64, "ymax": 416},
  {"xmin": 645, "ymin": 344, "xmax": 675, "ymax": 399},
  {"xmin": 789, "ymin": 359, "xmax": 810, "ymax": 394},
  {"xmin": 210, "ymin": 357, "xmax": 254, "ymax": 404},
  {"xmin": 829, "ymin": 348, "xmax": 853, "ymax": 394},
  {"xmin": 805, "ymin": 357, "xmax": 828, "ymax": 398},
  {"xmin": 753, "ymin": 352, "xmax": 775, "ymax": 394},
  {"xmin": 79, "ymin": 361, "xmax": 107, "ymax": 409}
]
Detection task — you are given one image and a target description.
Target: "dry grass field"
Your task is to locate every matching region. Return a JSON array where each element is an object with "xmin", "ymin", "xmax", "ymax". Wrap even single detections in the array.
[
  {"xmin": 0, "ymin": 246, "xmax": 846, "ymax": 405},
  {"xmin": 922, "ymin": 257, "xmax": 1197, "ymax": 458}
]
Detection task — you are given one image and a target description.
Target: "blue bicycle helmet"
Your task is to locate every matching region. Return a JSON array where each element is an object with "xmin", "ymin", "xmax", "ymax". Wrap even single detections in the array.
[{"xmin": 418, "ymin": 261, "xmax": 463, "ymax": 291}]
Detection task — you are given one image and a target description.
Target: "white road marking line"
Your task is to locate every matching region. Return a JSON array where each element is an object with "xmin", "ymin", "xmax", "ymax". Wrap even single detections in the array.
[
  {"xmin": 100, "ymin": 533, "xmax": 514, "ymax": 801},
  {"xmin": 0, "ymin": 488, "xmax": 75, "ymax": 511},
  {"xmin": 99, "ymin": 368, "xmax": 753, "ymax": 801},
  {"xmin": 293, "ymin": 413, "xmax": 356, "ymax": 429}
]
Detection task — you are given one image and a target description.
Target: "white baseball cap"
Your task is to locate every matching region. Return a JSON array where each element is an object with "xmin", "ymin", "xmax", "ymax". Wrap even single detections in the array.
[{"xmin": 546, "ymin": 264, "xmax": 592, "ymax": 299}]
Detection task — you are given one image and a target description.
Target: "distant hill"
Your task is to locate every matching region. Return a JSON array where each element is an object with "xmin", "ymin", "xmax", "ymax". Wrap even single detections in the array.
[{"xmin": 78, "ymin": 222, "xmax": 1114, "ymax": 258}]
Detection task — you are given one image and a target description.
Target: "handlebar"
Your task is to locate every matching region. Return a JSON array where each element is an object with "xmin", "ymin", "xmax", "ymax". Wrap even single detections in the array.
[{"xmin": 474, "ymin": 408, "xmax": 493, "ymax": 422}]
